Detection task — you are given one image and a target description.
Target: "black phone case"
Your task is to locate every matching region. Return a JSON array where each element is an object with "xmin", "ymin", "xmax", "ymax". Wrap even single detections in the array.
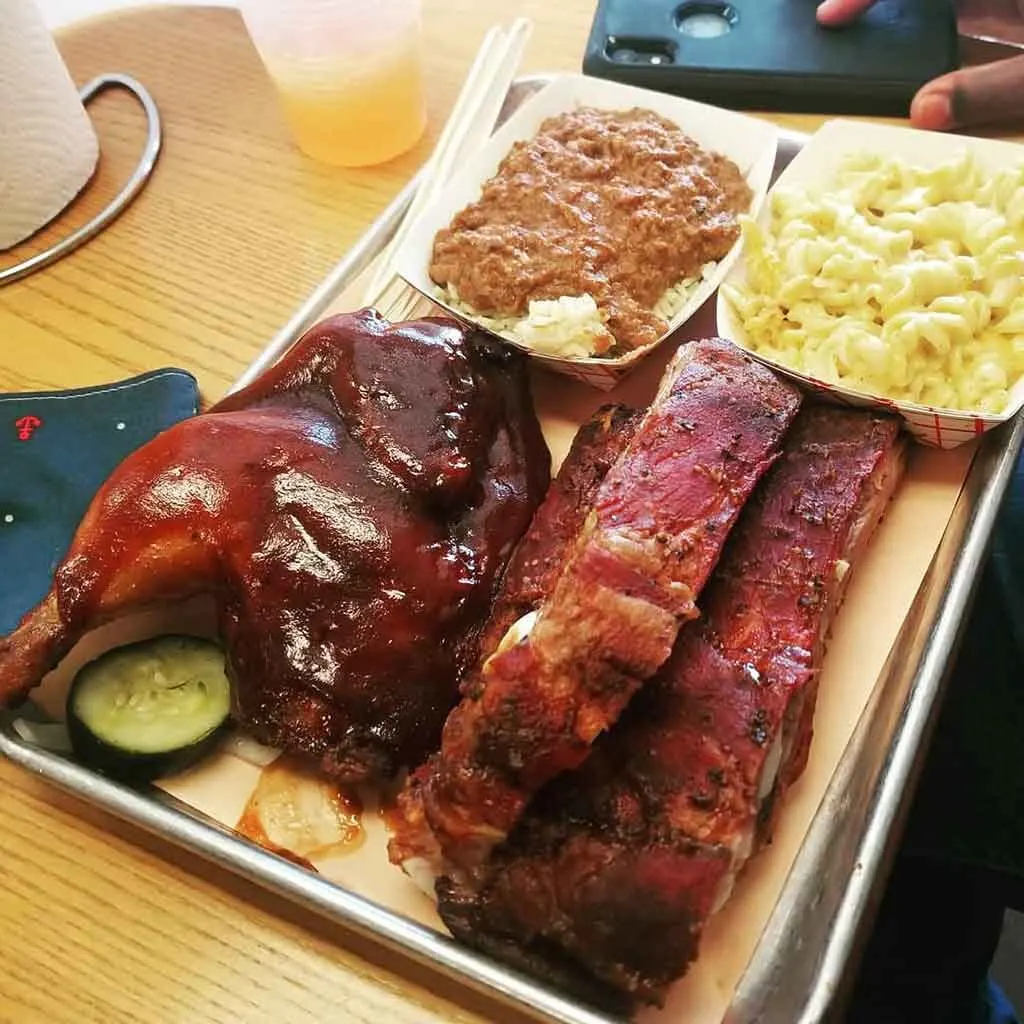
[{"xmin": 582, "ymin": 0, "xmax": 959, "ymax": 116}]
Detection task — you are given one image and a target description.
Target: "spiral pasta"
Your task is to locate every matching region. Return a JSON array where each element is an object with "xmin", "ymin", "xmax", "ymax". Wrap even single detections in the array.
[{"xmin": 722, "ymin": 150, "xmax": 1024, "ymax": 414}]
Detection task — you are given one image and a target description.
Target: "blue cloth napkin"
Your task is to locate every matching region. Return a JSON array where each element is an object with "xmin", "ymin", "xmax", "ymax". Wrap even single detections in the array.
[{"xmin": 0, "ymin": 369, "xmax": 199, "ymax": 635}]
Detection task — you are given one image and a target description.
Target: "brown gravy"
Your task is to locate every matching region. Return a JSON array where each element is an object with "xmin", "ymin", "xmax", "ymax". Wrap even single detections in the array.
[{"xmin": 429, "ymin": 107, "xmax": 752, "ymax": 351}]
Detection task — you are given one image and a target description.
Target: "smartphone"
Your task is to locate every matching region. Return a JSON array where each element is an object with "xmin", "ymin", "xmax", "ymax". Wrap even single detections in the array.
[{"xmin": 581, "ymin": 0, "xmax": 959, "ymax": 116}]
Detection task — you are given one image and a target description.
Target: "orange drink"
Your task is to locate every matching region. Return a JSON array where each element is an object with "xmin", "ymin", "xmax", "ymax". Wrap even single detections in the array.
[{"xmin": 239, "ymin": 0, "xmax": 427, "ymax": 168}]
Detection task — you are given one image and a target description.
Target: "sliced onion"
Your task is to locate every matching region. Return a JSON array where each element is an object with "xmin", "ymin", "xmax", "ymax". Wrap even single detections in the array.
[
  {"xmin": 235, "ymin": 755, "xmax": 363, "ymax": 861},
  {"xmin": 12, "ymin": 718, "xmax": 73, "ymax": 753},
  {"xmin": 401, "ymin": 856, "xmax": 439, "ymax": 899},
  {"xmin": 222, "ymin": 731, "xmax": 282, "ymax": 768}
]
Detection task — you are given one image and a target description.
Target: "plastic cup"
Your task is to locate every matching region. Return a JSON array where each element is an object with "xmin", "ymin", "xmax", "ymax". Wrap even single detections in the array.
[{"xmin": 238, "ymin": 0, "xmax": 428, "ymax": 168}]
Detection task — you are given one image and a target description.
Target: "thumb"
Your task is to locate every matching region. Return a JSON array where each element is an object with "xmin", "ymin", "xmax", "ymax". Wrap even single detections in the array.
[
  {"xmin": 910, "ymin": 54, "xmax": 1024, "ymax": 130},
  {"xmin": 816, "ymin": 0, "xmax": 877, "ymax": 26}
]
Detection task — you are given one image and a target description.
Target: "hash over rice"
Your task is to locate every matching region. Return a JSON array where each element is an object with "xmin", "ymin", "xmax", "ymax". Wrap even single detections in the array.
[{"xmin": 437, "ymin": 263, "xmax": 716, "ymax": 361}]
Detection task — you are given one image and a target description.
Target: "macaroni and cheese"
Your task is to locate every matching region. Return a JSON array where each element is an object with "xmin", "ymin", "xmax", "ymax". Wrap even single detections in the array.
[{"xmin": 722, "ymin": 150, "xmax": 1024, "ymax": 414}]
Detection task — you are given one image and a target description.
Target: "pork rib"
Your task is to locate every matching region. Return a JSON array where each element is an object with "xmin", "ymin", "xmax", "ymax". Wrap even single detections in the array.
[
  {"xmin": 391, "ymin": 339, "xmax": 803, "ymax": 878},
  {"xmin": 475, "ymin": 404, "xmax": 642, "ymax": 665},
  {"xmin": 437, "ymin": 405, "xmax": 907, "ymax": 1005},
  {"xmin": 390, "ymin": 402, "xmax": 641, "ymax": 880}
]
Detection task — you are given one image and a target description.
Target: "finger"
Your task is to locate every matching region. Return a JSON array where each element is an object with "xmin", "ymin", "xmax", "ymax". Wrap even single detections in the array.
[
  {"xmin": 909, "ymin": 54, "xmax": 1024, "ymax": 130},
  {"xmin": 816, "ymin": 0, "xmax": 877, "ymax": 27}
]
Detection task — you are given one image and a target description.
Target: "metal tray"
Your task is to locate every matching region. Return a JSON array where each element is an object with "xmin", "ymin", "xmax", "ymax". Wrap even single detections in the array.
[{"xmin": 3, "ymin": 74, "xmax": 1023, "ymax": 1024}]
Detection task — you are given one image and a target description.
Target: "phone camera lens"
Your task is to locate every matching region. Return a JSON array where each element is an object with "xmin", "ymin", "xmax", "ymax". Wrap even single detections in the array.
[{"xmin": 675, "ymin": 2, "xmax": 737, "ymax": 38}]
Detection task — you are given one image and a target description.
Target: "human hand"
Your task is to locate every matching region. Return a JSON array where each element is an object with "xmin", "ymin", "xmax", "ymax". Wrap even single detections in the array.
[{"xmin": 816, "ymin": 0, "xmax": 1024, "ymax": 130}]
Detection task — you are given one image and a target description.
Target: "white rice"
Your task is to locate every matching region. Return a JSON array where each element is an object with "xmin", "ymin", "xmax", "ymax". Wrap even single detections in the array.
[{"xmin": 435, "ymin": 263, "xmax": 717, "ymax": 361}]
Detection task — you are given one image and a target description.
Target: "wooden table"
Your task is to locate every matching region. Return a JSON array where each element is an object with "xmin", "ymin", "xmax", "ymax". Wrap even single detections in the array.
[{"xmin": 0, "ymin": 5, "xmax": 1020, "ymax": 1022}]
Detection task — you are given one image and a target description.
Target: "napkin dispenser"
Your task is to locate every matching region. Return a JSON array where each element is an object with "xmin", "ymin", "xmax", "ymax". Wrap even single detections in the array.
[{"xmin": 0, "ymin": 0, "xmax": 100, "ymax": 250}]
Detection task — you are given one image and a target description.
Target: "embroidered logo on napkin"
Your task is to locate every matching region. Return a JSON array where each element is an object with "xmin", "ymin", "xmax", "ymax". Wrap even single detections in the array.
[{"xmin": 0, "ymin": 368, "xmax": 199, "ymax": 635}]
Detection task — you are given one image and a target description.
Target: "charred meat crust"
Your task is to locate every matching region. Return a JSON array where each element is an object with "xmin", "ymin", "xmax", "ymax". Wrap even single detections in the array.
[
  {"xmin": 475, "ymin": 403, "xmax": 642, "ymax": 667},
  {"xmin": 391, "ymin": 337, "xmax": 803, "ymax": 880},
  {"xmin": 435, "ymin": 876, "xmax": 635, "ymax": 1017},
  {"xmin": 436, "ymin": 404, "xmax": 907, "ymax": 1007},
  {"xmin": 390, "ymin": 402, "xmax": 639, "ymax": 870}
]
